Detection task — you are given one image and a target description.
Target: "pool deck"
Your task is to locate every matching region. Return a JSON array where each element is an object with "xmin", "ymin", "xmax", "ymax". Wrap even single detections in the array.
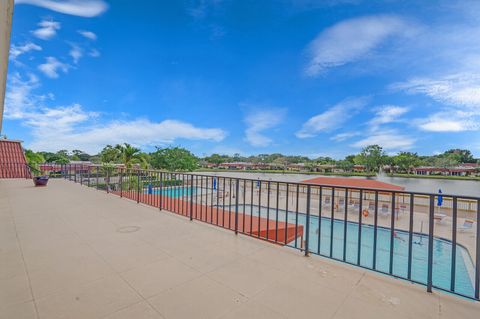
[{"xmin": 1, "ymin": 179, "xmax": 479, "ymax": 319}]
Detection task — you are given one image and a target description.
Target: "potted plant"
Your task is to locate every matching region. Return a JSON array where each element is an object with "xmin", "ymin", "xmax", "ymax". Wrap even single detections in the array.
[{"xmin": 25, "ymin": 150, "xmax": 49, "ymax": 186}]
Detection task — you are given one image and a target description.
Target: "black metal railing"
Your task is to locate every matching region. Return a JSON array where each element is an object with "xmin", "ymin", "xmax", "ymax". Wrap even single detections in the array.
[{"xmin": 42, "ymin": 164, "xmax": 480, "ymax": 300}]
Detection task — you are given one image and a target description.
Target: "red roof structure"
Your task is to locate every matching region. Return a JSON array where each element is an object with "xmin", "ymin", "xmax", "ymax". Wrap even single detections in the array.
[
  {"xmin": 302, "ymin": 176, "xmax": 404, "ymax": 191},
  {"xmin": 0, "ymin": 139, "xmax": 31, "ymax": 178}
]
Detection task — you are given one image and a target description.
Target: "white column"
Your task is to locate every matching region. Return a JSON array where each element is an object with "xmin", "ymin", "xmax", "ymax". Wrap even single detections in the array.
[{"xmin": 0, "ymin": 0, "xmax": 14, "ymax": 134}]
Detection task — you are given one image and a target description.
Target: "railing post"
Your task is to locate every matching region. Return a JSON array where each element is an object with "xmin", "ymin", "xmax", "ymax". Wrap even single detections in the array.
[
  {"xmin": 106, "ymin": 167, "xmax": 109, "ymax": 194},
  {"xmin": 305, "ymin": 185, "xmax": 311, "ymax": 256},
  {"xmin": 190, "ymin": 175, "xmax": 194, "ymax": 221},
  {"xmin": 87, "ymin": 167, "xmax": 90, "ymax": 187},
  {"xmin": 136, "ymin": 169, "xmax": 140, "ymax": 203},
  {"xmin": 120, "ymin": 169, "xmax": 123, "ymax": 197},
  {"xmin": 475, "ymin": 199, "xmax": 480, "ymax": 300},
  {"xmin": 407, "ymin": 194, "xmax": 414, "ymax": 279},
  {"xmin": 74, "ymin": 165, "xmax": 77, "ymax": 183},
  {"xmin": 389, "ymin": 192, "xmax": 396, "ymax": 274},
  {"xmin": 159, "ymin": 172, "xmax": 163, "ymax": 210},
  {"xmin": 451, "ymin": 197, "xmax": 458, "ymax": 292},
  {"xmin": 96, "ymin": 166, "xmax": 99, "ymax": 189},
  {"xmin": 235, "ymin": 178, "xmax": 239, "ymax": 235},
  {"xmin": 427, "ymin": 195, "xmax": 435, "ymax": 293}
]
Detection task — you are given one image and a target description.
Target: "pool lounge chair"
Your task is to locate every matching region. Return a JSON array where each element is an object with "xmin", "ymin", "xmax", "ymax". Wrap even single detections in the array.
[
  {"xmin": 380, "ymin": 204, "xmax": 389, "ymax": 217},
  {"xmin": 434, "ymin": 213, "xmax": 448, "ymax": 225},
  {"xmin": 458, "ymin": 219, "xmax": 474, "ymax": 232},
  {"xmin": 324, "ymin": 196, "xmax": 331, "ymax": 205}
]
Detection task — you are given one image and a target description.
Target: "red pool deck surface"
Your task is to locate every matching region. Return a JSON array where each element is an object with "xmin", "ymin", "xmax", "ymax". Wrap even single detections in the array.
[
  {"xmin": 113, "ymin": 191, "xmax": 303, "ymax": 244},
  {"xmin": 302, "ymin": 176, "xmax": 405, "ymax": 191}
]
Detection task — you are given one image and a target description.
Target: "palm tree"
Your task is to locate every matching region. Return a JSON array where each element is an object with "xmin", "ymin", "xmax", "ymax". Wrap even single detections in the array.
[{"xmin": 115, "ymin": 143, "xmax": 147, "ymax": 168}]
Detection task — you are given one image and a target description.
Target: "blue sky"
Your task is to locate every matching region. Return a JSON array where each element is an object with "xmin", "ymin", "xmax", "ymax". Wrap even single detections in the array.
[{"xmin": 4, "ymin": 0, "xmax": 480, "ymax": 158}]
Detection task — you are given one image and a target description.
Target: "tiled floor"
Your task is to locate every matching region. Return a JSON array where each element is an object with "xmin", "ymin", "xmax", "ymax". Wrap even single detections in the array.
[{"xmin": 1, "ymin": 179, "xmax": 479, "ymax": 319}]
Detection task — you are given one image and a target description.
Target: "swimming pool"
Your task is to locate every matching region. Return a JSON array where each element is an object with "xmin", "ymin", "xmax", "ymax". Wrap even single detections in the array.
[
  {"xmin": 229, "ymin": 204, "xmax": 476, "ymax": 298},
  {"xmin": 145, "ymin": 186, "xmax": 197, "ymax": 198}
]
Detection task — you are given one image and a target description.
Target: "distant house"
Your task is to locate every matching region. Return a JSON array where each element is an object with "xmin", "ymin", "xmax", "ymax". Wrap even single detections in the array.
[
  {"xmin": 287, "ymin": 163, "xmax": 306, "ymax": 171},
  {"xmin": 40, "ymin": 161, "xmax": 94, "ymax": 174},
  {"xmin": 213, "ymin": 162, "xmax": 278, "ymax": 170},
  {"xmin": 352, "ymin": 165, "xmax": 366, "ymax": 172},
  {"xmin": 413, "ymin": 164, "xmax": 479, "ymax": 176},
  {"xmin": 316, "ymin": 164, "xmax": 336, "ymax": 173}
]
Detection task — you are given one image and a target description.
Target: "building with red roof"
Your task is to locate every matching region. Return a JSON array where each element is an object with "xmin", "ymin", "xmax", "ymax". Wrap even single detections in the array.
[{"xmin": 0, "ymin": 139, "xmax": 31, "ymax": 178}]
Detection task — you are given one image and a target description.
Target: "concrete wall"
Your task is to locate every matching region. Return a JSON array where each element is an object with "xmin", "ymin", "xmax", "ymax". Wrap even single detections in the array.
[{"xmin": 0, "ymin": 0, "xmax": 14, "ymax": 134}]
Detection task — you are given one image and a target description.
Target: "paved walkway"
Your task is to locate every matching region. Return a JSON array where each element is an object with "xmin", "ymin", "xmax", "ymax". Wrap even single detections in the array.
[{"xmin": 1, "ymin": 179, "xmax": 479, "ymax": 319}]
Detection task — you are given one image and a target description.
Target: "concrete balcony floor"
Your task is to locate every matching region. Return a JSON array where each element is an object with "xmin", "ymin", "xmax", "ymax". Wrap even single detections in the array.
[{"xmin": 1, "ymin": 179, "xmax": 479, "ymax": 319}]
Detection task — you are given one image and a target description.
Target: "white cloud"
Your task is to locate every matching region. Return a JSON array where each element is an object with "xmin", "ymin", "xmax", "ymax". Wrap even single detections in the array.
[
  {"xmin": 78, "ymin": 30, "xmax": 97, "ymax": 40},
  {"xmin": 417, "ymin": 111, "xmax": 480, "ymax": 132},
  {"xmin": 38, "ymin": 57, "xmax": 69, "ymax": 78},
  {"xmin": 392, "ymin": 73, "xmax": 480, "ymax": 132},
  {"xmin": 391, "ymin": 73, "xmax": 480, "ymax": 110},
  {"xmin": 244, "ymin": 108, "xmax": 286, "ymax": 147},
  {"xmin": 9, "ymin": 42, "xmax": 42, "ymax": 60},
  {"xmin": 5, "ymin": 72, "xmax": 226, "ymax": 153},
  {"xmin": 296, "ymin": 97, "xmax": 368, "ymax": 138},
  {"xmin": 24, "ymin": 104, "xmax": 95, "ymax": 131},
  {"xmin": 330, "ymin": 132, "xmax": 359, "ymax": 142},
  {"xmin": 369, "ymin": 105, "xmax": 409, "ymax": 126},
  {"xmin": 351, "ymin": 130, "xmax": 415, "ymax": 150},
  {"xmin": 31, "ymin": 19, "xmax": 60, "ymax": 40},
  {"xmin": 16, "ymin": 0, "xmax": 108, "ymax": 17},
  {"xmin": 29, "ymin": 118, "xmax": 227, "ymax": 153},
  {"xmin": 69, "ymin": 44, "xmax": 83, "ymax": 64},
  {"xmin": 186, "ymin": 0, "xmax": 223, "ymax": 19},
  {"xmin": 88, "ymin": 49, "xmax": 100, "ymax": 57},
  {"xmin": 4, "ymin": 73, "xmax": 41, "ymax": 119},
  {"xmin": 305, "ymin": 15, "xmax": 413, "ymax": 76}
]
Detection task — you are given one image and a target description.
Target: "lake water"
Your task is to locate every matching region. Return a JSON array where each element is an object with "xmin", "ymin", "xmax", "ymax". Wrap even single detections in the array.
[{"xmin": 199, "ymin": 171, "xmax": 480, "ymax": 197}]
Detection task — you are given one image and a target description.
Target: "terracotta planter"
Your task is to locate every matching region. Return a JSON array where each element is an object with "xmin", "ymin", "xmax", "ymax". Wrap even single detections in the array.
[{"xmin": 33, "ymin": 176, "xmax": 49, "ymax": 187}]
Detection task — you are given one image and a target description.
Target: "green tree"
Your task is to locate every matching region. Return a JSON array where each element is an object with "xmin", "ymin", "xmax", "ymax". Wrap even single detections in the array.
[
  {"xmin": 232, "ymin": 153, "xmax": 246, "ymax": 162},
  {"xmin": 71, "ymin": 149, "xmax": 91, "ymax": 161},
  {"xmin": 57, "ymin": 150, "xmax": 69, "ymax": 158},
  {"xmin": 393, "ymin": 152, "xmax": 420, "ymax": 173},
  {"xmin": 204, "ymin": 153, "xmax": 226, "ymax": 165},
  {"xmin": 272, "ymin": 156, "xmax": 288, "ymax": 170},
  {"xmin": 433, "ymin": 156, "xmax": 458, "ymax": 169},
  {"xmin": 100, "ymin": 145, "xmax": 120, "ymax": 163},
  {"xmin": 42, "ymin": 150, "xmax": 70, "ymax": 164},
  {"xmin": 116, "ymin": 143, "xmax": 146, "ymax": 168},
  {"xmin": 336, "ymin": 160, "xmax": 353, "ymax": 172},
  {"xmin": 355, "ymin": 145, "xmax": 387, "ymax": 173},
  {"xmin": 25, "ymin": 150, "xmax": 45, "ymax": 175},
  {"xmin": 443, "ymin": 149, "xmax": 475, "ymax": 163},
  {"xmin": 100, "ymin": 145, "xmax": 121, "ymax": 163},
  {"xmin": 345, "ymin": 154, "xmax": 356, "ymax": 164},
  {"xmin": 150, "ymin": 147, "xmax": 198, "ymax": 171},
  {"xmin": 315, "ymin": 156, "xmax": 335, "ymax": 165}
]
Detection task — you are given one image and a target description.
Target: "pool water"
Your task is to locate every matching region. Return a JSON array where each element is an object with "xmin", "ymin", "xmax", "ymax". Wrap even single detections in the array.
[
  {"xmin": 231, "ymin": 204, "xmax": 476, "ymax": 298},
  {"xmin": 146, "ymin": 186, "xmax": 197, "ymax": 198}
]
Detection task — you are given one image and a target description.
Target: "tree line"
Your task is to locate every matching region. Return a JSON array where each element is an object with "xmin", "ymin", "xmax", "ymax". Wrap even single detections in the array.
[{"xmin": 27, "ymin": 144, "xmax": 479, "ymax": 173}]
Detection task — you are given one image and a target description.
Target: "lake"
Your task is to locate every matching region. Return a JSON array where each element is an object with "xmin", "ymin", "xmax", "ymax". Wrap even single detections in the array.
[{"xmin": 198, "ymin": 171, "xmax": 480, "ymax": 197}]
